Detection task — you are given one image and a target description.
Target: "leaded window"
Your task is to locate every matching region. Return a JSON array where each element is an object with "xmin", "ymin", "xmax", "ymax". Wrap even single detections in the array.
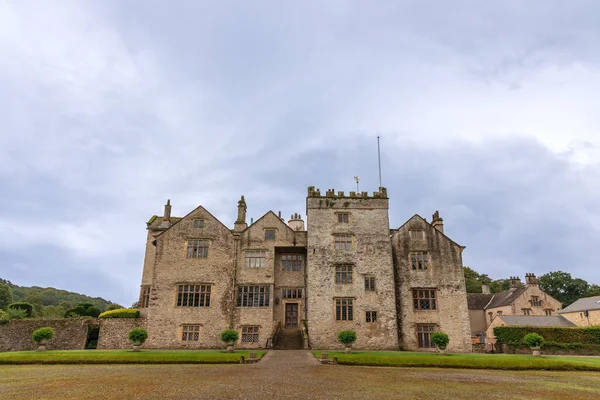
[
  {"xmin": 176, "ymin": 284, "xmax": 211, "ymax": 307},
  {"xmin": 265, "ymin": 229, "xmax": 276, "ymax": 240},
  {"xmin": 244, "ymin": 250, "xmax": 267, "ymax": 268},
  {"xmin": 334, "ymin": 234, "xmax": 353, "ymax": 250},
  {"xmin": 186, "ymin": 239, "xmax": 209, "ymax": 258},
  {"xmin": 241, "ymin": 326, "xmax": 259, "ymax": 343},
  {"xmin": 237, "ymin": 285, "xmax": 270, "ymax": 307},
  {"xmin": 410, "ymin": 230, "xmax": 425, "ymax": 240},
  {"xmin": 335, "ymin": 298, "xmax": 353, "ymax": 321},
  {"xmin": 281, "ymin": 254, "xmax": 303, "ymax": 271},
  {"xmin": 282, "ymin": 288, "xmax": 303, "ymax": 299},
  {"xmin": 335, "ymin": 265, "xmax": 353, "ymax": 284},
  {"xmin": 193, "ymin": 219, "xmax": 205, "ymax": 228},
  {"xmin": 411, "ymin": 252, "xmax": 429, "ymax": 270},
  {"xmin": 366, "ymin": 311, "xmax": 377, "ymax": 323},
  {"xmin": 417, "ymin": 324, "xmax": 436, "ymax": 348},
  {"xmin": 337, "ymin": 213, "xmax": 349, "ymax": 223},
  {"xmin": 364, "ymin": 276, "xmax": 375, "ymax": 291},
  {"xmin": 140, "ymin": 286, "xmax": 150, "ymax": 308},
  {"xmin": 181, "ymin": 325, "xmax": 200, "ymax": 342},
  {"xmin": 412, "ymin": 289, "xmax": 437, "ymax": 310}
]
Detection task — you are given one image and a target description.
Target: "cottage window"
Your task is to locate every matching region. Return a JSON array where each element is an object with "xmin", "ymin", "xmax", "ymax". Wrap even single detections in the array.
[
  {"xmin": 335, "ymin": 298, "xmax": 354, "ymax": 321},
  {"xmin": 366, "ymin": 311, "xmax": 377, "ymax": 323},
  {"xmin": 193, "ymin": 219, "xmax": 205, "ymax": 229},
  {"xmin": 417, "ymin": 324, "xmax": 436, "ymax": 348},
  {"xmin": 410, "ymin": 230, "xmax": 425, "ymax": 240},
  {"xmin": 337, "ymin": 213, "xmax": 349, "ymax": 223},
  {"xmin": 282, "ymin": 288, "xmax": 303, "ymax": 299},
  {"xmin": 364, "ymin": 276, "xmax": 376, "ymax": 291},
  {"xmin": 335, "ymin": 265, "xmax": 353, "ymax": 284},
  {"xmin": 186, "ymin": 239, "xmax": 209, "ymax": 258},
  {"xmin": 522, "ymin": 308, "xmax": 532, "ymax": 316},
  {"xmin": 176, "ymin": 284, "xmax": 211, "ymax": 307},
  {"xmin": 241, "ymin": 326, "xmax": 259, "ymax": 343},
  {"xmin": 544, "ymin": 309, "xmax": 553, "ymax": 316},
  {"xmin": 244, "ymin": 250, "xmax": 267, "ymax": 268},
  {"xmin": 412, "ymin": 289, "xmax": 437, "ymax": 310},
  {"xmin": 140, "ymin": 286, "xmax": 151, "ymax": 308},
  {"xmin": 181, "ymin": 325, "xmax": 200, "ymax": 342},
  {"xmin": 237, "ymin": 285, "xmax": 270, "ymax": 307},
  {"xmin": 265, "ymin": 229, "xmax": 276, "ymax": 240},
  {"xmin": 281, "ymin": 254, "xmax": 303, "ymax": 271},
  {"xmin": 531, "ymin": 296, "xmax": 542, "ymax": 307},
  {"xmin": 411, "ymin": 252, "xmax": 429, "ymax": 270},
  {"xmin": 334, "ymin": 234, "xmax": 353, "ymax": 250}
]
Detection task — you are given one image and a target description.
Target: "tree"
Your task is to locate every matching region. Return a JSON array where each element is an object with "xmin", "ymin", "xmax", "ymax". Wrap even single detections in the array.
[
  {"xmin": 538, "ymin": 271, "xmax": 589, "ymax": 307},
  {"xmin": 489, "ymin": 279, "xmax": 511, "ymax": 293},
  {"xmin": 463, "ymin": 267, "xmax": 509, "ymax": 294},
  {"xmin": 0, "ymin": 283, "xmax": 13, "ymax": 310},
  {"xmin": 8, "ymin": 302, "xmax": 34, "ymax": 317},
  {"xmin": 587, "ymin": 284, "xmax": 600, "ymax": 297}
]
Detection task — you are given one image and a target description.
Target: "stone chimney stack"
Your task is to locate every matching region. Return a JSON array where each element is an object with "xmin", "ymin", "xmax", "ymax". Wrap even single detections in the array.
[
  {"xmin": 525, "ymin": 273, "xmax": 538, "ymax": 286},
  {"xmin": 163, "ymin": 199, "xmax": 171, "ymax": 222},
  {"xmin": 431, "ymin": 211, "xmax": 444, "ymax": 233},
  {"xmin": 234, "ymin": 195, "xmax": 248, "ymax": 231},
  {"xmin": 288, "ymin": 213, "xmax": 305, "ymax": 231},
  {"xmin": 509, "ymin": 276, "xmax": 521, "ymax": 291},
  {"xmin": 481, "ymin": 283, "xmax": 491, "ymax": 294}
]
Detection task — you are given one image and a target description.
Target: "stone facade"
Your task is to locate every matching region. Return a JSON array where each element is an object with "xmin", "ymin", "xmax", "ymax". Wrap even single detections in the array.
[
  {"xmin": 138, "ymin": 186, "xmax": 472, "ymax": 351},
  {"xmin": 97, "ymin": 318, "xmax": 147, "ymax": 350},
  {"xmin": 0, "ymin": 318, "xmax": 95, "ymax": 352}
]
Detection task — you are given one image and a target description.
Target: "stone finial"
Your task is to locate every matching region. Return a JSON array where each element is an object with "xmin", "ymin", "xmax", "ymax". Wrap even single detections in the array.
[{"xmin": 235, "ymin": 195, "xmax": 248, "ymax": 230}]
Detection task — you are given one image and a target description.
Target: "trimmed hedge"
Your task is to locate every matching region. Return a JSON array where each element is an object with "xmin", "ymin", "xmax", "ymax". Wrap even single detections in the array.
[
  {"xmin": 494, "ymin": 326, "xmax": 600, "ymax": 344},
  {"xmin": 8, "ymin": 302, "xmax": 34, "ymax": 318},
  {"xmin": 98, "ymin": 308, "xmax": 140, "ymax": 319}
]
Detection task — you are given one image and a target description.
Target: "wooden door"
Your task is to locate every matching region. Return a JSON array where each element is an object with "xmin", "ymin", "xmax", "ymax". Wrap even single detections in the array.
[{"xmin": 285, "ymin": 303, "xmax": 298, "ymax": 329}]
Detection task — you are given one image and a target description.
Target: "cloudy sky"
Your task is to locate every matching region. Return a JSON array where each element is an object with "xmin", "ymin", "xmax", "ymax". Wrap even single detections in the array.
[{"xmin": 1, "ymin": 1, "xmax": 599, "ymax": 305}]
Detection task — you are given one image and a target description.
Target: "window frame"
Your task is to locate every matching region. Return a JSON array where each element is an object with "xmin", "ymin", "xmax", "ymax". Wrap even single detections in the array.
[
  {"xmin": 337, "ymin": 212, "xmax": 349, "ymax": 223},
  {"xmin": 192, "ymin": 219, "xmax": 205, "ymax": 229},
  {"xmin": 186, "ymin": 239, "xmax": 209, "ymax": 258},
  {"xmin": 244, "ymin": 250, "xmax": 267, "ymax": 269},
  {"xmin": 282, "ymin": 288, "xmax": 303, "ymax": 299},
  {"xmin": 265, "ymin": 229, "xmax": 276, "ymax": 240},
  {"xmin": 236, "ymin": 285, "xmax": 271, "ymax": 307},
  {"xmin": 366, "ymin": 310, "xmax": 377, "ymax": 323},
  {"xmin": 281, "ymin": 254, "xmax": 303, "ymax": 271},
  {"xmin": 241, "ymin": 326, "xmax": 259, "ymax": 343},
  {"xmin": 334, "ymin": 298, "xmax": 354, "ymax": 321},
  {"xmin": 412, "ymin": 288, "xmax": 437, "ymax": 311},
  {"xmin": 181, "ymin": 325, "xmax": 200, "ymax": 342},
  {"xmin": 410, "ymin": 252, "xmax": 429, "ymax": 270},
  {"xmin": 333, "ymin": 234, "xmax": 354, "ymax": 250},
  {"xmin": 364, "ymin": 275, "xmax": 376, "ymax": 291},
  {"xmin": 176, "ymin": 284, "xmax": 212, "ymax": 308},
  {"xmin": 410, "ymin": 230, "xmax": 425, "ymax": 240},
  {"xmin": 522, "ymin": 308, "xmax": 532, "ymax": 316},
  {"xmin": 140, "ymin": 285, "xmax": 151, "ymax": 308},
  {"xmin": 335, "ymin": 265, "xmax": 353, "ymax": 284},
  {"xmin": 416, "ymin": 324, "xmax": 437, "ymax": 349}
]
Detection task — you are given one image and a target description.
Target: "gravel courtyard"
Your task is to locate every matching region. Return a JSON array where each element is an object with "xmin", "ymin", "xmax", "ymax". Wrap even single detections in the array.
[{"xmin": 1, "ymin": 351, "xmax": 599, "ymax": 400}]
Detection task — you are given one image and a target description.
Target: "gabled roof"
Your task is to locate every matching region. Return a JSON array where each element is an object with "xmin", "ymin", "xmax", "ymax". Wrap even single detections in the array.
[
  {"xmin": 467, "ymin": 293, "xmax": 494, "ymax": 310},
  {"xmin": 559, "ymin": 296, "xmax": 600, "ymax": 314},
  {"xmin": 394, "ymin": 214, "xmax": 464, "ymax": 249},
  {"xmin": 241, "ymin": 210, "xmax": 295, "ymax": 234},
  {"xmin": 498, "ymin": 315, "xmax": 576, "ymax": 327},
  {"xmin": 486, "ymin": 287, "xmax": 528, "ymax": 309},
  {"xmin": 155, "ymin": 204, "xmax": 232, "ymax": 238}
]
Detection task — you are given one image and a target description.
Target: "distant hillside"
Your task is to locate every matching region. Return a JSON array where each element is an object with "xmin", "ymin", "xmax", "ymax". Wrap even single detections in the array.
[{"xmin": 0, "ymin": 278, "xmax": 117, "ymax": 317}]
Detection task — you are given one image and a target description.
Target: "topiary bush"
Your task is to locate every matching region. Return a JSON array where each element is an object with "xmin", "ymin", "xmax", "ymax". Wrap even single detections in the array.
[
  {"xmin": 64, "ymin": 305, "xmax": 87, "ymax": 318},
  {"xmin": 431, "ymin": 332, "xmax": 450, "ymax": 350},
  {"xmin": 523, "ymin": 332, "xmax": 545, "ymax": 348},
  {"xmin": 0, "ymin": 310, "xmax": 8, "ymax": 325},
  {"xmin": 338, "ymin": 330, "xmax": 357, "ymax": 346},
  {"xmin": 7, "ymin": 307, "xmax": 28, "ymax": 320},
  {"xmin": 32, "ymin": 327, "xmax": 55, "ymax": 343},
  {"xmin": 98, "ymin": 308, "xmax": 140, "ymax": 319},
  {"xmin": 220, "ymin": 329, "xmax": 239, "ymax": 343},
  {"xmin": 8, "ymin": 302, "xmax": 33, "ymax": 318},
  {"xmin": 128, "ymin": 328, "xmax": 148, "ymax": 344},
  {"xmin": 83, "ymin": 306, "xmax": 101, "ymax": 318}
]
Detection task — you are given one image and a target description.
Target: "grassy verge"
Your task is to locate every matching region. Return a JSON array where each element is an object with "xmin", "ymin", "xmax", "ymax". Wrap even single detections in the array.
[
  {"xmin": 0, "ymin": 350, "xmax": 267, "ymax": 364},
  {"xmin": 312, "ymin": 351, "xmax": 600, "ymax": 371}
]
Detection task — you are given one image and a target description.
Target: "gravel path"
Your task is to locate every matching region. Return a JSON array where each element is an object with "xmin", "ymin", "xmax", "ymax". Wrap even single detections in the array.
[{"xmin": 0, "ymin": 351, "xmax": 599, "ymax": 399}]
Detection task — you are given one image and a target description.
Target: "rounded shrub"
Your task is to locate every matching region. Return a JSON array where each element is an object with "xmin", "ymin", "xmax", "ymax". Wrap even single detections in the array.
[
  {"xmin": 8, "ymin": 302, "xmax": 33, "ymax": 318},
  {"xmin": 338, "ymin": 330, "xmax": 357, "ymax": 346},
  {"xmin": 7, "ymin": 307, "xmax": 28, "ymax": 320},
  {"xmin": 64, "ymin": 305, "xmax": 87, "ymax": 318},
  {"xmin": 523, "ymin": 332, "xmax": 545, "ymax": 348},
  {"xmin": 220, "ymin": 329, "xmax": 239, "ymax": 343},
  {"xmin": 83, "ymin": 306, "xmax": 101, "ymax": 318},
  {"xmin": 431, "ymin": 332, "xmax": 450, "ymax": 350},
  {"xmin": 98, "ymin": 308, "xmax": 140, "ymax": 319},
  {"xmin": 32, "ymin": 327, "xmax": 55, "ymax": 343},
  {"xmin": 0, "ymin": 310, "xmax": 9, "ymax": 326},
  {"xmin": 128, "ymin": 328, "xmax": 148, "ymax": 344}
]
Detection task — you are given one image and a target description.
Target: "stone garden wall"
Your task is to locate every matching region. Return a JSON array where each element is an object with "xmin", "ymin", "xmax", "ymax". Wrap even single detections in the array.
[
  {"xmin": 97, "ymin": 318, "xmax": 147, "ymax": 349},
  {"xmin": 0, "ymin": 318, "xmax": 96, "ymax": 352}
]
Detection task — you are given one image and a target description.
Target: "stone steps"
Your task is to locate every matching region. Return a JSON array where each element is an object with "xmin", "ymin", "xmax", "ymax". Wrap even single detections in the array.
[{"xmin": 274, "ymin": 329, "xmax": 304, "ymax": 350}]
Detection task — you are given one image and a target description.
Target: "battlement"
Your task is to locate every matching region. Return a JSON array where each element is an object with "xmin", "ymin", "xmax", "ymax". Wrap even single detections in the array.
[{"xmin": 307, "ymin": 186, "xmax": 388, "ymax": 199}]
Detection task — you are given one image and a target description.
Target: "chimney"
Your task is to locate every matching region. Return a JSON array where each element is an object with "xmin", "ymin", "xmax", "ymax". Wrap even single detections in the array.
[
  {"xmin": 234, "ymin": 195, "xmax": 248, "ymax": 231},
  {"xmin": 481, "ymin": 283, "xmax": 491, "ymax": 294},
  {"xmin": 509, "ymin": 276, "xmax": 521, "ymax": 290},
  {"xmin": 288, "ymin": 213, "xmax": 305, "ymax": 231},
  {"xmin": 525, "ymin": 273, "xmax": 538, "ymax": 286},
  {"xmin": 163, "ymin": 199, "xmax": 171, "ymax": 222},
  {"xmin": 431, "ymin": 210, "xmax": 444, "ymax": 233}
]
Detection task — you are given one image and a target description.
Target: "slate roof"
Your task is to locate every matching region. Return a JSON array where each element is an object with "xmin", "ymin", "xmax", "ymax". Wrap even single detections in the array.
[
  {"xmin": 467, "ymin": 293, "xmax": 494, "ymax": 310},
  {"xmin": 498, "ymin": 315, "xmax": 576, "ymax": 327},
  {"xmin": 486, "ymin": 287, "xmax": 528, "ymax": 309},
  {"xmin": 559, "ymin": 296, "xmax": 600, "ymax": 314}
]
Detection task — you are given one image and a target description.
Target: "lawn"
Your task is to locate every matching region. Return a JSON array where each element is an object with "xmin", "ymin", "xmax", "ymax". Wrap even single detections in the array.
[
  {"xmin": 312, "ymin": 351, "xmax": 600, "ymax": 371},
  {"xmin": 0, "ymin": 349, "xmax": 266, "ymax": 364}
]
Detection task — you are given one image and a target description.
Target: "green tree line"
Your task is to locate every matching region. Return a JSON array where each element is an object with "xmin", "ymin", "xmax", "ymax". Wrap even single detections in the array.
[{"xmin": 464, "ymin": 267, "xmax": 600, "ymax": 307}]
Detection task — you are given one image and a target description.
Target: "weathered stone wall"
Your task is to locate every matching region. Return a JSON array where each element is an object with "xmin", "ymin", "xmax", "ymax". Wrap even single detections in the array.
[
  {"xmin": 392, "ymin": 215, "xmax": 472, "ymax": 353},
  {"xmin": 469, "ymin": 309, "xmax": 487, "ymax": 335},
  {"xmin": 0, "ymin": 318, "xmax": 95, "ymax": 352},
  {"xmin": 97, "ymin": 318, "xmax": 147, "ymax": 349},
  {"xmin": 561, "ymin": 310, "xmax": 600, "ymax": 327},
  {"xmin": 487, "ymin": 286, "xmax": 563, "ymax": 322},
  {"xmin": 306, "ymin": 188, "xmax": 399, "ymax": 350}
]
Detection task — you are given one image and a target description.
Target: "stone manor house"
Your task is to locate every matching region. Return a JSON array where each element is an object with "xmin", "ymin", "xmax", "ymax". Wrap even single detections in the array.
[{"xmin": 138, "ymin": 186, "xmax": 472, "ymax": 352}]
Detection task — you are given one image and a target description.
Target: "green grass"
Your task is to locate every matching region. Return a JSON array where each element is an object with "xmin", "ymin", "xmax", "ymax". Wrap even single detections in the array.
[
  {"xmin": 0, "ymin": 350, "xmax": 267, "ymax": 364},
  {"xmin": 312, "ymin": 351, "xmax": 600, "ymax": 371}
]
